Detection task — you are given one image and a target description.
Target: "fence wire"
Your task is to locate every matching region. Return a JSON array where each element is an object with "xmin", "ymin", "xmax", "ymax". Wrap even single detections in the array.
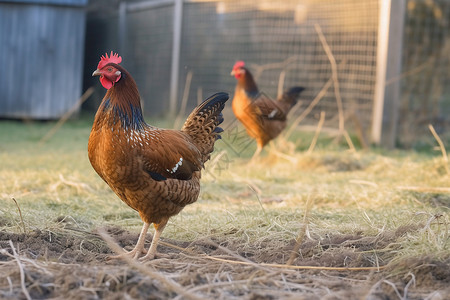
[
  {"xmin": 400, "ymin": 0, "xmax": 450, "ymax": 146},
  {"xmin": 86, "ymin": 0, "xmax": 450, "ymax": 146},
  {"xmin": 176, "ymin": 0, "xmax": 379, "ymax": 135}
]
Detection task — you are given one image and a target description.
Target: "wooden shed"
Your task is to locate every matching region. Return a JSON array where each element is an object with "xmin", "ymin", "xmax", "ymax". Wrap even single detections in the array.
[{"xmin": 0, "ymin": 0, "xmax": 87, "ymax": 119}]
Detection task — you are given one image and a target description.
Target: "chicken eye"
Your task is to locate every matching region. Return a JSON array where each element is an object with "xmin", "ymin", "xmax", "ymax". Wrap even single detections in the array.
[{"xmin": 107, "ymin": 67, "xmax": 113, "ymax": 72}]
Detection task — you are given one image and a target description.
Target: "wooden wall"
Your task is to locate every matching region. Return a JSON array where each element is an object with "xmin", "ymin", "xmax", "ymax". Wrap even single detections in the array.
[{"xmin": 0, "ymin": 0, "xmax": 87, "ymax": 119}]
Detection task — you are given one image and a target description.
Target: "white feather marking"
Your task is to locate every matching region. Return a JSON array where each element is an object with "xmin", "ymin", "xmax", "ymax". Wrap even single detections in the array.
[
  {"xmin": 169, "ymin": 157, "xmax": 183, "ymax": 173},
  {"xmin": 268, "ymin": 109, "xmax": 278, "ymax": 119}
]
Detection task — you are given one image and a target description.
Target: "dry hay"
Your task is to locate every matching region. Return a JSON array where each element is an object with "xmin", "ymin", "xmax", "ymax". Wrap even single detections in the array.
[{"xmin": 1, "ymin": 223, "xmax": 448, "ymax": 300}]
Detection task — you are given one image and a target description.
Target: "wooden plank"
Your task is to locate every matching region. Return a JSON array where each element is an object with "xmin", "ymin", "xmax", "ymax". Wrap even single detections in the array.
[
  {"xmin": 169, "ymin": 0, "xmax": 183, "ymax": 116},
  {"xmin": 371, "ymin": 0, "xmax": 391, "ymax": 145},
  {"xmin": 0, "ymin": 0, "xmax": 88, "ymax": 6},
  {"xmin": 0, "ymin": 3, "xmax": 86, "ymax": 119}
]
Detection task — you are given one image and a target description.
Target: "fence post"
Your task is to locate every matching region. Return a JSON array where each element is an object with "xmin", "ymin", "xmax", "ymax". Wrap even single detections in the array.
[
  {"xmin": 119, "ymin": 2, "xmax": 127, "ymax": 57},
  {"xmin": 371, "ymin": 0, "xmax": 405, "ymax": 148},
  {"xmin": 169, "ymin": 0, "xmax": 183, "ymax": 116}
]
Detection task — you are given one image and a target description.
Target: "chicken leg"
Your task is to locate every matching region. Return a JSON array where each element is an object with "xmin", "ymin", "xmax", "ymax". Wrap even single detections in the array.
[
  {"xmin": 140, "ymin": 218, "xmax": 169, "ymax": 261},
  {"xmin": 250, "ymin": 144, "xmax": 263, "ymax": 162},
  {"xmin": 109, "ymin": 222, "xmax": 149, "ymax": 260}
]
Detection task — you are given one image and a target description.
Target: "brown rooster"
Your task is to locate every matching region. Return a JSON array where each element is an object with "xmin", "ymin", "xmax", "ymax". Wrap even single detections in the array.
[
  {"xmin": 231, "ymin": 61, "xmax": 305, "ymax": 159},
  {"xmin": 89, "ymin": 52, "xmax": 228, "ymax": 261}
]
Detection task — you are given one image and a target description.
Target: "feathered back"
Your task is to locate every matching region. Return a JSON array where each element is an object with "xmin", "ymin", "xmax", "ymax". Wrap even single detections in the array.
[{"xmin": 182, "ymin": 92, "xmax": 229, "ymax": 164}]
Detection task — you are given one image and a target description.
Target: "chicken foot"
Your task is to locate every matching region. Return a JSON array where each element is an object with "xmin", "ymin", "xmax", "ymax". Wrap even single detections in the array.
[{"xmin": 109, "ymin": 222, "xmax": 150, "ymax": 260}]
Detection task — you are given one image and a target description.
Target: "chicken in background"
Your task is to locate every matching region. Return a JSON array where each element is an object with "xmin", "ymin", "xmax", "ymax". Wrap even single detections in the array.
[
  {"xmin": 231, "ymin": 61, "xmax": 305, "ymax": 159},
  {"xmin": 89, "ymin": 52, "xmax": 228, "ymax": 261}
]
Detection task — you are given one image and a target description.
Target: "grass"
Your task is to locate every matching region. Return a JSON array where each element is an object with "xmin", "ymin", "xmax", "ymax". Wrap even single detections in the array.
[{"xmin": 0, "ymin": 114, "xmax": 449, "ymax": 299}]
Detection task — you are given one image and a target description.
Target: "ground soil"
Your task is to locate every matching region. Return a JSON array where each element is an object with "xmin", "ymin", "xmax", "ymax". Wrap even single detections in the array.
[{"xmin": 0, "ymin": 224, "xmax": 448, "ymax": 299}]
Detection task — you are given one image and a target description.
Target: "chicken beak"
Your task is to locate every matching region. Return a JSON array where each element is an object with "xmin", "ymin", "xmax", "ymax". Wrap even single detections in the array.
[
  {"xmin": 92, "ymin": 69, "xmax": 102, "ymax": 77},
  {"xmin": 230, "ymin": 70, "xmax": 235, "ymax": 76}
]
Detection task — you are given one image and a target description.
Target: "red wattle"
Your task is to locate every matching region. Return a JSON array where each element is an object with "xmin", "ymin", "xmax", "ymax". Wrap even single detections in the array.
[{"xmin": 100, "ymin": 76, "xmax": 113, "ymax": 90}]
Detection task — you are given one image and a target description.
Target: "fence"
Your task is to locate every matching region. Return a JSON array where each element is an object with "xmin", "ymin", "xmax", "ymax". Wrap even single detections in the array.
[
  {"xmin": 399, "ymin": 0, "xmax": 450, "ymax": 147},
  {"xmin": 84, "ymin": 0, "xmax": 450, "ymax": 148},
  {"xmin": 0, "ymin": 0, "xmax": 87, "ymax": 119}
]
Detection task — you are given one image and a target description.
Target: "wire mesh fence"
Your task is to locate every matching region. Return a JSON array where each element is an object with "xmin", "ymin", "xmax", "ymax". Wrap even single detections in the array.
[
  {"xmin": 176, "ymin": 0, "xmax": 379, "ymax": 134},
  {"xmin": 399, "ymin": 0, "xmax": 450, "ymax": 147},
  {"xmin": 85, "ymin": 0, "xmax": 450, "ymax": 147},
  {"xmin": 125, "ymin": 4, "xmax": 175, "ymax": 114}
]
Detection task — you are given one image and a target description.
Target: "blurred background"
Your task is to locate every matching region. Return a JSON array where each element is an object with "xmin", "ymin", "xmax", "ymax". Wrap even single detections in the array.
[{"xmin": 0, "ymin": 0, "xmax": 449, "ymax": 148}]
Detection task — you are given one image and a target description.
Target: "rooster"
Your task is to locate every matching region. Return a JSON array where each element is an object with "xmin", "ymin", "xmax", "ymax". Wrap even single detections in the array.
[
  {"xmin": 89, "ymin": 52, "xmax": 228, "ymax": 261},
  {"xmin": 231, "ymin": 61, "xmax": 305, "ymax": 159}
]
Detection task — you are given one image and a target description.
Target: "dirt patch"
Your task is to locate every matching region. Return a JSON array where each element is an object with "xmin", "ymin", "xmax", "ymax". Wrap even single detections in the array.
[
  {"xmin": 0, "ymin": 225, "xmax": 448, "ymax": 299},
  {"xmin": 0, "ymin": 229, "xmax": 109, "ymax": 264}
]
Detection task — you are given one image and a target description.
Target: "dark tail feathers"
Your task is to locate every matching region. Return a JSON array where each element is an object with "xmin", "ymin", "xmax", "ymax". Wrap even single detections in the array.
[
  {"xmin": 182, "ymin": 92, "xmax": 229, "ymax": 163},
  {"xmin": 279, "ymin": 86, "xmax": 305, "ymax": 107}
]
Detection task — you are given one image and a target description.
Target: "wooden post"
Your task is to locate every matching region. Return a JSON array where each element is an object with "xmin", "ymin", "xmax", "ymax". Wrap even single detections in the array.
[
  {"xmin": 169, "ymin": 0, "xmax": 183, "ymax": 116},
  {"xmin": 119, "ymin": 2, "xmax": 127, "ymax": 57},
  {"xmin": 371, "ymin": 0, "xmax": 405, "ymax": 147}
]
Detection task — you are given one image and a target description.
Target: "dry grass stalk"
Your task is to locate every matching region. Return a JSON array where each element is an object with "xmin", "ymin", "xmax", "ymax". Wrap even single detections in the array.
[
  {"xmin": 285, "ymin": 100, "xmax": 304, "ymax": 124},
  {"xmin": 205, "ymin": 255, "xmax": 386, "ymax": 272},
  {"xmin": 158, "ymin": 240, "xmax": 195, "ymax": 254},
  {"xmin": 8, "ymin": 241, "xmax": 31, "ymax": 300},
  {"xmin": 173, "ymin": 276, "xmax": 271, "ymax": 300},
  {"xmin": 206, "ymin": 150, "xmax": 228, "ymax": 175},
  {"xmin": 402, "ymin": 273, "xmax": 416, "ymax": 299},
  {"xmin": 97, "ymin": 228, "xmax": 202, "ymax": 300},
  {"xmin": 349, "ymin": 180, "xmax": 378, "ymax": 187},
  {"xmin": 284, "ymin": 77, "xmax": 333, "ymax": 140},
  {"xmin": 268, "ymin": 148, "xmax": 298, "ymax": 163},
  {"xmin": 315, "ymin": 23, "xmax": 345, "ymax": 134},
  {"xmin": 397, "ymin": 186, "xmax": 450, "ymax": 194},
  {"xmin": 375, "ymin": 273, "xmax": 415, "ymax": 300},
  {"xmin": 343, "ymin": 130, "xmax": 357, "ymax": 152},
  {"xmin": 286, "ymin": 195, "xmax": 314, "ymax": 266},
  {"xmin": 197, "ymin": 87, "xmax": 203, "ymax": 105},
  {"xmin": 250, "ymin": 55, "xmax": 302, "ymax": 80},
  {"xmin": 201, "ymin": 238, "xmax": 274, "ymax": 273},
  {"xmin": 244, "ymin": 179, "xmax": 262, "ymax": 195},
  {"xmin": 11, "ymin": 197, "xmax": 26, "ymax": 233},
  {"xmin": 386, "ymin": 57, "xmax": 434, "ymax": 86},
  {"xmin": 350, "ymin": 112, "xmax": 369, "ymax": 149},
  {"xmin": 428, "ymin": 124, "xmax": 449, "ymax": 175},
  {"xmin": 381, "ymin": 280, "xmax": 404, "ymax": 299},
  {"xmin": 277, "ymin": 70, "xmax": 286, "ymax": 99},
  {"xmin": 307, "ymin": 111, "xmax": 326, "ymax": 154},
  {"xmin": 174, "ymin": 70, "xmax": 194, "ymax": 129},
  {"xmin": 39, "ymin": 87, "xmax": 94, "ymax": 144},
  {"xmin": 49, "ymin": 174, "xmax": 93, "ymax": 193},
  {"xmin": 283, "ymin": 57, "xmax": 348, "ymax": 140}
]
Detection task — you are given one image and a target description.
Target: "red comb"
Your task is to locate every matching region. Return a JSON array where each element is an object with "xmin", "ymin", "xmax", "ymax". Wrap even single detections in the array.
[
  {"xmin": 97, "ymin": 51, "xmax": 122, "ymax": 69},
  {"xmin": 233, "ymin": 61, "xmax": 245, "ymax": 69}
]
